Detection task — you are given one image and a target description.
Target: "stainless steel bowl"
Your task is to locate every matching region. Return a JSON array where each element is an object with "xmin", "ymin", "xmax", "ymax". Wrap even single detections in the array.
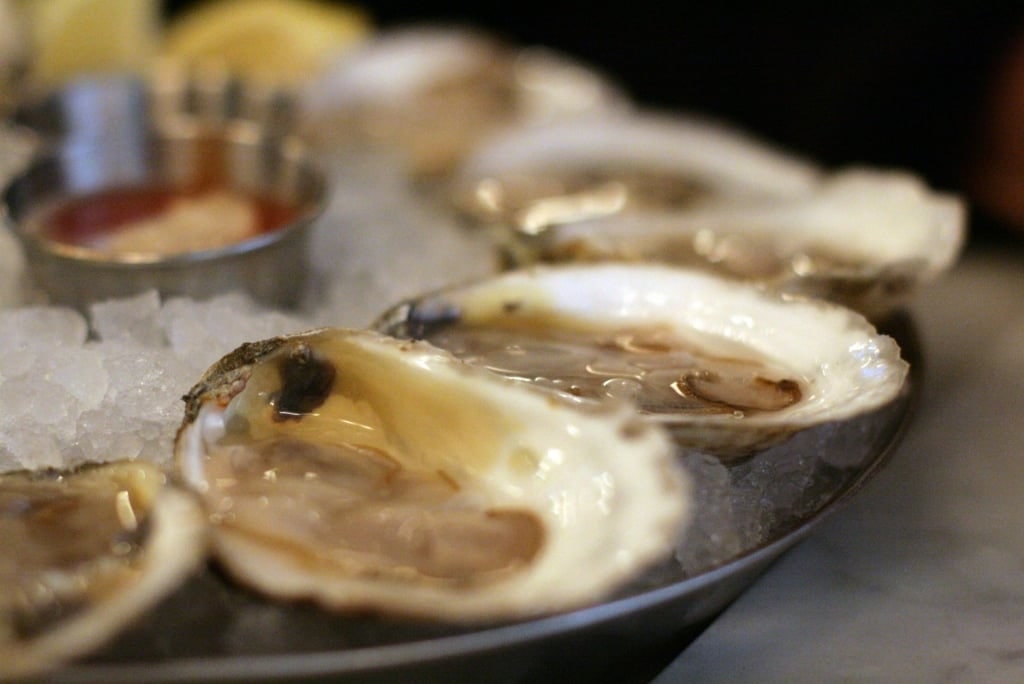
[{"xmin": 2, "ymin": 118, "xmax": 325, "ymax": 310}]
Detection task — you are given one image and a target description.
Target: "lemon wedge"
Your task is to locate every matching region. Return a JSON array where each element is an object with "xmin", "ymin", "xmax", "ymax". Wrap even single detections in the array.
[
  {"xmin": 18, "ymin": 0, "xmax": 159, "ymax": 86},
  {"xmin": 163, "ymin": 0, "xmax": 371, "ymax": 87}
]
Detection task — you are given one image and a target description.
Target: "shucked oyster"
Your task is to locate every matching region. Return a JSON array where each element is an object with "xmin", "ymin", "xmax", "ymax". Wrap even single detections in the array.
[
  {"xmin": 451, "ymin": 111, "xmax": 822, "ymax": 232},
  {"xmin": 451, "ymin": 115, "xmax": 963, "ymax": 317},
  {"xmin": 524, "ymin": 170, "xmax": 965, "ymax": 318},
  {"xmin": 375, "ymin": 264, "xmax": 908, "ymax": 458},
  {"xmin": 0, "ymin": 460, "xmax": 205, "ymax": 679},
  {"xmin": 297, "ymin": 26, "xmax": 629, "ymax": 177},
  {"xmin": 175, "ymin": 328, "xmax": 689, "ymax": 620}
]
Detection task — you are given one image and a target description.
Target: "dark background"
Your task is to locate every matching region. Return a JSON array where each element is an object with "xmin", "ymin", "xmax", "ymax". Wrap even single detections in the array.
[
  {"xmin": 362, "ymin": 2, "xmax": 1021, "ymax": 191},
  {"xmin": 167, "ymin": 1, "xmax": 1024, "ymax": 238}
]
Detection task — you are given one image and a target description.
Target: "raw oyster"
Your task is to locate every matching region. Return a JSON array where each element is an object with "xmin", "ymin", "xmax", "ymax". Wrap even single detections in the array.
[
  {"xmin": 375, "ymin": 264, "xmax": 909, "ymax": 458},
  {"xmin": 174, "ymin": 328, "xmax": 690, "ymax": 621},
  {"xmin": 450, "ymin": 112, "xmax": 964, "ymax": 317},
  {"xmin": 0, "ymin": 460, "xmax": 205, "ymax": 679},
  {"xmin": 297, "ymin": 26, "xmax": 629, "ymax": 177},
  {"xmin": 450, "ymin": 111, "xmax": 822, "ymax": 233},
  {"xmin": 517, "ymin": 169, "xmax": 965, "ymax": 318}
]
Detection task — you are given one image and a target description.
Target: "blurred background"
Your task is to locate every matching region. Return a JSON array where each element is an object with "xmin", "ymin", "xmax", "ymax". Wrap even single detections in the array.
[
  {"xmin": 160, "ymin": 0, "xmax": 1024, "ymax": 242},
  {"xmin": 9, "ymin": 0, "xmax": 1024, "ymax": 240}
]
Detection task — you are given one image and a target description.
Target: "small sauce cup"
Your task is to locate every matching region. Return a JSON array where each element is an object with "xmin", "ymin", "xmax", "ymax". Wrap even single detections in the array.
[{"xmin": 3, "ymin": 82, "xmax": 324, "ymax": 311}]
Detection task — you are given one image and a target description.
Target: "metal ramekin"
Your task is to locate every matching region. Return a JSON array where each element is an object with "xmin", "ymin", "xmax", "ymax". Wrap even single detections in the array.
[{"xmin": 2, "ymin": 116, "xmax": 325, "ymax": 311}]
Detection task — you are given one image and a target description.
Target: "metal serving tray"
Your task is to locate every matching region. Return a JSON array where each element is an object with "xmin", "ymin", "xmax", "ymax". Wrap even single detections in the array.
[{"xmin": 46, "ymin": 315, "xmax": 918, "ymax": 684}]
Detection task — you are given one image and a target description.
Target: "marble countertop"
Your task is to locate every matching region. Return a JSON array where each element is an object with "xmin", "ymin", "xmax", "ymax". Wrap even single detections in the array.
[{"xmin": 655, "ymin": 244, "xmax": 1024, "ymax": 683}]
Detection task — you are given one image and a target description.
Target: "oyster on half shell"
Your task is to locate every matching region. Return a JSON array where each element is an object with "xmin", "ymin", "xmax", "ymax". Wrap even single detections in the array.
[
  {"xmin": 451, "ymin": 114, "xmax": 964, "ymax": 317},
  {"xmin": 374, "ymin": 264, "xmax": 909, "ymax": 458},
  {"xmin": 0, "ymin": 460, "xmax": 205, "ymax": 679},
  {"xmin": 451, "ymin": 112, "xmax": 822, "ymax": 232},
  {"xmin": 528, "ymin": 170, "xmax": 965, "ymax": 318},
  {"xmin": 174, "ymin": 328, "xmax": 690, "ymax": 621},
  {"xmin": 297, "ymin": 26, "xmax": 630, "ymax": 177}
]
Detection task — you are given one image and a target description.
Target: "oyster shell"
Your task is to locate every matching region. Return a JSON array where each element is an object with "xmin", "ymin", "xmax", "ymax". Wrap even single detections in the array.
[
  {"xmin": 174, "ymin": 328, "xmax": 690, "ymax": 621},
  {"xmin": 450, "ymin": 114, "xmax": 964, "ymax": 317},
  {"xmin": 451, "ymin": 111, "xmax": 822, "ymax": 231},
  {"xmin": 523, "ymin": 170, "xmax": 965, "ymax": 318},
  {"xmin": 374, "ymin": 264, "xmax": 909, "ymax": 458},
  {"xmin": 0, "ymin": 460, "xmax": 205, "ymax": 679},
  {"xmin": 297, "ymin": 26, "xmax": 629, "ymax": 177}
]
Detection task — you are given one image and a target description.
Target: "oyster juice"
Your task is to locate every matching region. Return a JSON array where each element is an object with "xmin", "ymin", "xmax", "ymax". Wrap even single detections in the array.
[
  {"xmin": 376, "ymin": 263, "xmax": 909, "ymax": 457},
  {"xmin": 419, "ymin": 314, "xmax": 803, "ymax": 416},
  {"xmin": 458, "ymin": 165, "xmax": 709, "ymax": 233}
]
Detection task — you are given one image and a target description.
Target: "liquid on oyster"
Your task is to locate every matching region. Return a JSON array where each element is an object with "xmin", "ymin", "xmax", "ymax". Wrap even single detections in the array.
[
  {"xmin": 545, "ymin": 226, "xmax": 864, "ymax": 281},
  {"xmin": 1, "ymin": 462, "xmax": 157, "ymax": 645},
  {"xmin": 196, "ymin": 339, "xmax": 544, "ymax": 587},
  {"xmin": 202, "ymin": 438, "xmax": 543, "ymax": 584},
  {"xmin": 458, "ymin": 166, "xmax": 710, "ymax": 234},
  {"xmin": 418, "ymin": 315, "xmax": 803, "ymax": 417}
]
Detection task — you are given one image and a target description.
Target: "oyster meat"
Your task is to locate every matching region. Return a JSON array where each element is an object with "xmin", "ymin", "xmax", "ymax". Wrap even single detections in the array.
[
  {"xmin": 175, "ymin": 328, "xmax": 690, "ymax": 620},
  {"xmin": 297, "ymin": 26, "xmax": 629, "ymax": 177},
  {"xmin": 375, "ymin": 264, "xmax": 909, "ymax": 457},
  {"xmin": 0, "ymin": 460, "xmax": 205, "ymax": 679}
]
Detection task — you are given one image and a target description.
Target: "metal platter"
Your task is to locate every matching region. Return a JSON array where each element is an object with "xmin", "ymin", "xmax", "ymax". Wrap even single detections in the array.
[{"xmin": 46, "ymin": 314, "xmax": 919, "ymax": 684}]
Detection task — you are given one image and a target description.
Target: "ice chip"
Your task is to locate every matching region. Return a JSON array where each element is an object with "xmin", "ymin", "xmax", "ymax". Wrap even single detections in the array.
[
  {"xmin": 0, "ymin": 307, "xmax": 88, "ymax": 349},
  {"xmin": 90, "ymin": 290, "xmax": 166, "ymax": 346},
  {"xmin": 0, "ymin": 429, "xmax": 64, "ymax": 472},
  {"xmin": 49, "ymin": 348, "xmax": 109, "ymax": 409}
]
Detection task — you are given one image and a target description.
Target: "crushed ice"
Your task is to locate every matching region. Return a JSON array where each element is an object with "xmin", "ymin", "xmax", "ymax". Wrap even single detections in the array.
[
  {"xmin": 0, "ymin": 148, "xmax": 496, "ymax": 474},
  {"xmin": 0, "ymin": 133, "xmax": 901, "ymax": 575}
]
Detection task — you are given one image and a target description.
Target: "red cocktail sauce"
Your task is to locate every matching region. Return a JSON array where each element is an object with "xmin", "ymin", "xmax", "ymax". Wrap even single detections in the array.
[{"xmin": 42, "ymin": 185, "xmax": 300, "ymax": 248}]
